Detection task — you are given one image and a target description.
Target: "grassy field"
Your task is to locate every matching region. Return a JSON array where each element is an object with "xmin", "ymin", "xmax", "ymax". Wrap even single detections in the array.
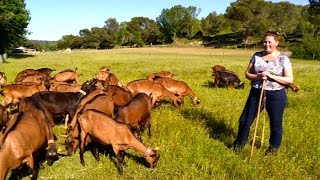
[{"xmin": 0, "ymin": 47, "xmax": 319, "ymax": 179}]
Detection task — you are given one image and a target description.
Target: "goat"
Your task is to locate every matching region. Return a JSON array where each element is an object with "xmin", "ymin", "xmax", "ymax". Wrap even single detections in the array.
[
  {"xmin": 75, "ymin": 109, "xmax": 160, "ymax": 173},
  {"xmin": 49, "ymin": 81, "xmax": 81, "ymax": 92},
  {"xmin": 0, "ymin": 104, "xmax": 9, "ymax": 133},
  {"xmin": 27, "ymin": 91, "xmax": 84, "ymax": 127},
  {"xmin": 153, "ymin": 77, "xmax": 200, "ymax": 105},
  {"xmin": 126, "ymin": 79, "xmax": 182, "ymax": 107},
  {"xmin": 0, "ymin": 81, "xmax": 47, "ymax": 106},
  {"xmin": 214, "ymin": 70, "xmax": 244, "ymax": 89},
  {"xmin": 106, "ymin": 85, "xmax": 131, "ymax": 109},
  {"xmin": 115, "ymin": 93, "xmax": 153, "ymax": 141},
  {"xmin": 53, "ymin": 69, "xmax": 81, "ymax": 84},
  {"xmin": 66, "ymin": 90, "xmax": 114, "ymax": 157},
  {"xmin": 147, "ymin": 71, "xmax": 175, "ymax": 81},
  {"xmin": 0, "ymin": 98, "xmax": 58, "ymax": 179}
]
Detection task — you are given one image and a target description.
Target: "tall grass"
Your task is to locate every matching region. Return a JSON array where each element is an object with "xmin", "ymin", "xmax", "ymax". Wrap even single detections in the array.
[{"xmin": 0, "ymin": 47, "xmax": 319, "ymax": 179}]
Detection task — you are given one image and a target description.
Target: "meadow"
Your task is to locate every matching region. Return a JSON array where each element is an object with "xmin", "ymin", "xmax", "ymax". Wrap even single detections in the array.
[{"xmin": 0, "ymin": 47, "xmax": 319, "ymax": 179}]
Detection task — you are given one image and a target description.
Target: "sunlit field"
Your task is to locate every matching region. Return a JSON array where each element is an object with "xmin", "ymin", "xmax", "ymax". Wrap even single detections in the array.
[{"xmin": 0, "ymin": 47, "xmax": 319, "ymax": 179}]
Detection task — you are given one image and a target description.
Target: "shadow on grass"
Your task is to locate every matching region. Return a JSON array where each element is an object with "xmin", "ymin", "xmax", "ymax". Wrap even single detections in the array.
[
  {"xmin": 203, "ymin": 80, "xmax": 245, "ymax": 90},
  {"xmin": 8, "ymin": 53, "xmax": 35, "ymax": 60},
  {"xmin": 180, "ymin": 107, "xmax": 236, "ymax": 148},
  {"xmin": 202, "ymin": 80, "xmax": 215, "ymax": 89}
]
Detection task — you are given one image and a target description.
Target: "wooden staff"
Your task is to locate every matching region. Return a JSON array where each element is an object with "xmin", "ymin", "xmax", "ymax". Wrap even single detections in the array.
[{"xmin": 250, "ymin": 78, "xmax": 266, "ymax": 161}]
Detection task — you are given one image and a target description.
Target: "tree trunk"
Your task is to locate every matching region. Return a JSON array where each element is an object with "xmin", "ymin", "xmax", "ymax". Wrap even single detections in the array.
[{"xmin": 0, "ymin": 53, "xmax": 7, "ymax": 63}]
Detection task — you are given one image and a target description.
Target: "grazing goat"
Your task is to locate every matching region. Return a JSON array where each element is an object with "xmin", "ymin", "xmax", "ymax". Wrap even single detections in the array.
[
  {"xmin": 14, "ymin": 69, "xmax": 52, "ymax": 84},
  {"xmin": 27, "ymin": 91, "xmax": 84, "ymax": 127},
  {"xmin": 153, "ymin": 77, "xmax": 200, "ymax": 105},
  {"xmin": 214, "ymin": 70, "xmax": 244, "ymax": 89},
  {"xmin": 66, "ymin": 90, "xmax": 114, "ymax": 157},
  {"xmin": 0, "ymin": 105, "xmax": 9, "ymax": 133},
  {"xmin": 147, "ymin": 71, "xmax": 175, "ymax": 81},
  {"xmin": 0, "ymin": 81, "xmax": 47, "ymax": 106},
  {"xmin": 81, "ymin": 78, "xmax": 107, "ymax": 94},
  {"xmin": 49, "ymin": 81, "xmax": 81, "ymax": 92},
  {"xmin": 76, "ymin": 109, "xmax": 160, "ymax": 172},
  {"xmin": 35, "ymin": 68, "xmax": 55, "ymax": 76},
  {"xmin": 126, "ymin": 79, "xmax": 182, "ymax": 107},
  {"xmin": 0, "ymin": 98, "xmax": 58, "ymax": 179},
  {"xmin": 115, "ymin": 93, "xmax": 153, "ymax": 141},
  {"xmin": 107, "ymin": 85, "xmax": 131, "ymax": 108},
  {"xmin": 53, "ymin": 69, "xmax": 81, "ymax": 84}
]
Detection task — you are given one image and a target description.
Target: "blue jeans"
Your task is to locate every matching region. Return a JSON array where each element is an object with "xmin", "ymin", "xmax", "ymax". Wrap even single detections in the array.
[{"xmin": 234, "ymin": 87, "xmax": 287, "ymax": 149}]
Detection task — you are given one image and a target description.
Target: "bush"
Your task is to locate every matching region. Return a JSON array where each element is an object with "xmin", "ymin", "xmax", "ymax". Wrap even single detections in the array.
[{"xmin": 290, "ymin": 35, "xmax": 320, "ymax": 60}]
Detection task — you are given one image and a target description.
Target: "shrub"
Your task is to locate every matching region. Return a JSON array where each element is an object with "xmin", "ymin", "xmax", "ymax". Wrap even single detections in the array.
[{"xmin": 290, "ymin": 35, "xmax": 320, "ymax": 60}]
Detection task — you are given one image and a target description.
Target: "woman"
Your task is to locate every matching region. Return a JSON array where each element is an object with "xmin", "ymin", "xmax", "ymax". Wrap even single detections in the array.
[{"xmin": 233, "ymin": 31, "xmax": 293, "ymax": 155}]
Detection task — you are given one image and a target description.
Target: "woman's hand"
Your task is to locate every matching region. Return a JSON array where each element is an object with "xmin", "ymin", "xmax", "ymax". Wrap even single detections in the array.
[{"xmin": 262, "ymin": 71, "xmax": 272, "ymax": 78}]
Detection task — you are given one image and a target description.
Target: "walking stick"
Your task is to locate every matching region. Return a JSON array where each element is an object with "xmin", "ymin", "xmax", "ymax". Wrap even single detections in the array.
[
  {"xmin": 250, "ymin": 78, "xmax": 266, "ymax": 161},
  {"xmin": 261, "ymin": 89, "xmax": 267, "ymax": 146}
]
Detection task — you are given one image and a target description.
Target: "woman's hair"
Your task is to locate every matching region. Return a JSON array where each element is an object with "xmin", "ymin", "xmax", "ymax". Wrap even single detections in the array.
[{"xmin": 264, "ymin": 31, "xmax": 280, "ymax": 41}]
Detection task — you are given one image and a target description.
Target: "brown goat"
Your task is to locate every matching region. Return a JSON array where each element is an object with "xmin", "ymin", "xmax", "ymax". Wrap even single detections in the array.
[
  {"xmin": 14, "ymin": 69, "xmax": 52, "ymax": 84},
  {"xmin": 126, "ymin": 79, "xmax": 182, "ymax": 107},
  {"xmin": 147, "ymin": 71, "xmax": 175, "ymax": 81},
  {"xmin": 106, "ymin": 85, "xmax": 131, "ymax": 108},
  {"xmin": 76, "ymin": 109, "xmax": 160, "ymax": 172},
  {"xmin": 153, "ymin": 77, "xmax": 200, "ymax": 105},
  {"xmin": 211, "ymin": 65, "xmax": 226, "ymax": 73},
  {"xmin": 0, "ymin": 81, "xmax": 47, "ymax": 106},
  {"xmin": 214, "ymin": 70, "xmax": 244, "ymax": 89},
  {"xmin": 26, "ymin": 91, "xmax": 84, "ymax": 127},
  {"xmin": 0, "ymin": 72, "xmax": 7, "ymax": 88},
  {"xmin": 15, "ymin": 74, "xmax": 48, "ymax": 86},
  {"xmin": 35, "ymin": 68, "xmax": 55, "ymax": 76},
  {"xmin": 53, "ymin": 69, "xmax": 81, "ymax": 84},
  {"xmin": 81, "ymin": 78, "xmax": 107, "ymax": 94},
  {"xmin": 49, "ymin": 81, "xmax": 81, "ymax": 92},
  {"xmin": 115, "ymin": 93, "xmax": 153, "ymax": 141},
  {"xmin": 66, "ymin": 90, "xmax": 114, "ymax": 157},
  {"xmin": 0, "ymin": 105, "xmax": 9, "ymax": 133},
  {"xmin": 0, "ymin": 104, "xmax": 58, "ymax": 179}
]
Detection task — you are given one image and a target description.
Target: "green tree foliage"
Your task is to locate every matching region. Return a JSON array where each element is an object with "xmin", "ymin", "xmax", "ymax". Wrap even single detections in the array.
[
  {"xmin": 117, "ymin": 22, "xmax": 130, "ymax": 45},
  {"xmin": 0, "ymin": 0, "xmax": 30, "ymax": 61},
  {"xmin": 103, "ymin": 18, "xmax": 119, "ymax": 47},
  {"xmin": 57, "ymin": 35, "xmax": 77, "ymax": 49},
  {"xmin": 126, "ymin": 17, "xmax": 163, "ymax": 46},
  {"xmin": 269, "ymin": 2, "xmax": 302, "ymax": 37},
  {"xmin": 156, "ymin": 5, "xmax": 200, "ymax": 42},
  {"xmin": 290, "ymin": 35, "xmax": 320, "ymax": 60},
  {"xmin": 308, "ymin": 0, "xmax": 320, "ymax": 37},
  {"xmin": 225, "ymin": 0, "xmax": 270, "ymax": 46},
  {"xmin": 201, "ymin": 12, "xmax": 230, "ymax": 36}
]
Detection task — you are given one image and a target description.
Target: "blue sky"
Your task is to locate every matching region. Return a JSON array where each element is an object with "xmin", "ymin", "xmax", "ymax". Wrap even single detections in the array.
[{"xmin": 25, "ymin": 0, "xmax": 309, "ymax": 41}]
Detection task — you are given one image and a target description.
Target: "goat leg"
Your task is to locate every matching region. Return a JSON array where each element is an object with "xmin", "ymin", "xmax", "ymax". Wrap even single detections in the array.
[{"xmin": 80, "ymin": 132, "xmax": 87, "ymax": 166}]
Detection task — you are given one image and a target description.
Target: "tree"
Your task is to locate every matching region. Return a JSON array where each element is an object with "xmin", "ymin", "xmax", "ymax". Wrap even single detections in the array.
[
  {"xmin": 126, "ymin": 17, "xmax": 163, "ymax": 45},
  {"xmin": 117, "ymin": 22, "xmax": 130, "ymax": 45},
  {"xmin": 0, "ymin": 0, "xmax": 30, "ymax": 62},
  {"xmin": 201, "ymin": 12, "xmax": 229, "ymax": 36},
  {"xmin": 268, "ymin": 2, "xmax": 302, "ymax": 37},
  {"xmin": 156, "ymin": 5, "xmax": 200, "ymax": 42},
  {"xmin": 308, "ymin": 0, "xmax": 320, "ymax": 37},
  {"xmin": 225, "ymin": 0, "xmax": 270, "ymax": 47},
  {"xmin": 104, "ymin": 18, "xmax": 119, "ymax": 47}
]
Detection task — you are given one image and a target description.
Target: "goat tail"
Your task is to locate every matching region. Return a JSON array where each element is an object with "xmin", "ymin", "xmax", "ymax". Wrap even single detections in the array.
[{"xmin": 0, "ymin": 111, "xmax": 24, "ymax": 149}]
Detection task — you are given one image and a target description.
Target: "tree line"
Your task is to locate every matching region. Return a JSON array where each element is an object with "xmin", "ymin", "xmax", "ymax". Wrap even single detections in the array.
[{"xmin": 2, "ymin": 0, "xmax": 320, "ymax": 60}]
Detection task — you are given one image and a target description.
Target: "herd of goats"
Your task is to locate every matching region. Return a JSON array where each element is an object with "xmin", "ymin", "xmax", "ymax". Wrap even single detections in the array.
[{"xmin": 0, "ymin": 65, "xmax": 299, "ymax": 179}]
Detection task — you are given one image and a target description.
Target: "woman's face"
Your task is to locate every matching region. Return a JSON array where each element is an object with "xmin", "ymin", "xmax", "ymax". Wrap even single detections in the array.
[{"xmin": 263, "ymin": 35, "xmax": 279, "ymax": 53}]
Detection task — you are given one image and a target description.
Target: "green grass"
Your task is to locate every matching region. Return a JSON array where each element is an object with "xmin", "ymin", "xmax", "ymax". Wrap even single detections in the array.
[{"xmin": 0, "ymin": 47, "xmax": 319, "ymax": 179}]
